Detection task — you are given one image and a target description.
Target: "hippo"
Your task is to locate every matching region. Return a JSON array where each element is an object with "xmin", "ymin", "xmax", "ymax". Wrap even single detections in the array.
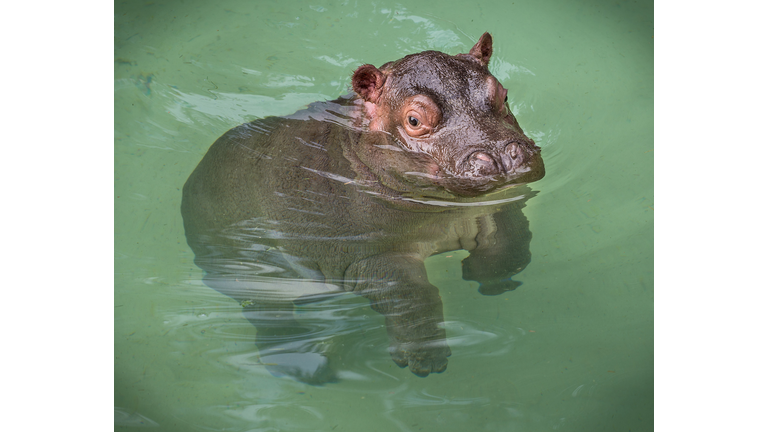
[{"xmin": 181, "ymin": 32, "xmax": 545, "ymax": 384}]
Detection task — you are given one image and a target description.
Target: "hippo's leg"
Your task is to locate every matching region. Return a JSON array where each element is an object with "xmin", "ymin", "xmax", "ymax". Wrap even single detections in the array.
[
  {"xmin": 461, "ymin": 209, "xmax": 532, "ymax": 296},
  {"xmin": 241, "ymin": 301, "xmax": 339, "ymax": 385},
  {"xmin": 346, "ymin": 253, "xmax": 451, "ymax": 377}
]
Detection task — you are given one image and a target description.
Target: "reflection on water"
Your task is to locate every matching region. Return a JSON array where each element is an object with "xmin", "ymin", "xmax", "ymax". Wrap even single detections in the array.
[{"xmin": 114, "ymin": 407, "xmax": 160, "ymax": 427}]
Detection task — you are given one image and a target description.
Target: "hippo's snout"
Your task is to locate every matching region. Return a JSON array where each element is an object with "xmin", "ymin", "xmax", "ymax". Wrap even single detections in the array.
[{"xmin": 464, "ymin": 141, "xmax": 540, "ymax": 178}]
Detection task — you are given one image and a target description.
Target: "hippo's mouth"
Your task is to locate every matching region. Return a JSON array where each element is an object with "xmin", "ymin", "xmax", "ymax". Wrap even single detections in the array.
[
  {"xmin": 437, "ymin": 147, "xmax": 545, "ymax": 197},
  {"xmin": 399, "ymin": 152, "xmax": 544, "ymax": 199}
]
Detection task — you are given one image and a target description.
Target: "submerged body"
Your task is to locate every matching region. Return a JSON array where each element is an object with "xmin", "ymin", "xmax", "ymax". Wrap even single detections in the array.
[{"xmin": 181, "ymin": 33, "xmax": 545, "ymax": 383}]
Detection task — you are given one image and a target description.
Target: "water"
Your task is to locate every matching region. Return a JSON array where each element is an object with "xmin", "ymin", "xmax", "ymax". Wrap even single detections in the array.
[{"xmin": 115, "ymin": 1, "xmax": 653, "ymax": 430}]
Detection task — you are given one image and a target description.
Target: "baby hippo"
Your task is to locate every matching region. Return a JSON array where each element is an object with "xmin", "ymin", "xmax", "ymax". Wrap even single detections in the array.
[{"xmin": 181, "ymin": 32, "xmax": 545, "ymax": 384}]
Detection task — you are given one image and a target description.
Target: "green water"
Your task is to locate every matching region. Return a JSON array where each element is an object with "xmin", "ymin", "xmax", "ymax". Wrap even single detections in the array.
[{"xmin": 115, "ymin": 0, "xmax": 652, "ymax": 430}]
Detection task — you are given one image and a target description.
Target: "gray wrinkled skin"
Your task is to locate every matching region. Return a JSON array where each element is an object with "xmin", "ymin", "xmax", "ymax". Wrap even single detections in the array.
[{"xmin": 181, "ymin": 33, "xmax": 545, "ymax": 384}]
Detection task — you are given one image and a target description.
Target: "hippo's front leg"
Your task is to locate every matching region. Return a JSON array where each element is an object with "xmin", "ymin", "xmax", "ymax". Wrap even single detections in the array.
[
  {"xmin": 462, "ymin": 207, "xmax": 533, "ymax": 296},
  {"xmin": 345, "ymin": 253, "xmax": 451, "ymax": 376}
]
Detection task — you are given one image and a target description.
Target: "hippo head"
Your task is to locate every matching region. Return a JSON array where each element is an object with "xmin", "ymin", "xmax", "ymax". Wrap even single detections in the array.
[{"xmin": 351, "ymin": 33, "xmax": 545, "ymax": 198}]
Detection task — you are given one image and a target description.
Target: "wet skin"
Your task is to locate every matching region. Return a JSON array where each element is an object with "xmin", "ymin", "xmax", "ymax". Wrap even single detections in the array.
[{"xmin": 181, "ymin": 33, "xmax": 545, "ymax": 383}]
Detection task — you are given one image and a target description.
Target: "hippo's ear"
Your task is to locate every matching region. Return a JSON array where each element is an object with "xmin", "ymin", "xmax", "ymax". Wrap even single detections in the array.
[
  {"xmin": 352, "ymin": 64, "xmax": 385, "ymax": 103},
  {"xmin": 468, "ymin": 32, "xmax": 493, "ymax": 66}
]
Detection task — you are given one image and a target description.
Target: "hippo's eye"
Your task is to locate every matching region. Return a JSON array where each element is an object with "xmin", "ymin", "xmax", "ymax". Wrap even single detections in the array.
[
  {"xmin": 504, "ymin": 95, "xmax": 508, "ymax": 103},
  {"xmin": 402, "ymin": 97, "xmax": 439, "ymax": 137}
]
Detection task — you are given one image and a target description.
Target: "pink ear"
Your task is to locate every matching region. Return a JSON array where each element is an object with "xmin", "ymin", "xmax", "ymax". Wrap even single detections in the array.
[
  {"xmin": 352, "ymin": 64, "xmax": 385, "ymax": 103},
  {"xmin": 468, "ymin": 32, "xmax": 493, "ymax": 66}
]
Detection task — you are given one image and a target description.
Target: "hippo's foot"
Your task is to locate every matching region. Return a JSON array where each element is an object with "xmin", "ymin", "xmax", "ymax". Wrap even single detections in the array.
[
  {"xmin": 389, "ymin": 339, "xmax": 451, "ymax": 377},
  {"xmin": 462, "ymin": 254, "xmax": 524, "ymax": 295},
  {"xmin": 244, "ymin": 305, "xmax": 340, "ymax": 385},
  {"xmin": 476, "ymin": 279, "xmax": 522, "ymax": 296},
  {"xmin": 258, "ymin": 339, "xmax": 338, "ymax": 385}
]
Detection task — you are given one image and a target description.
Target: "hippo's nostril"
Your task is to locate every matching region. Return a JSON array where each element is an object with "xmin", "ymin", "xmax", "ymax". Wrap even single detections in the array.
[
  {"xmin": 505, "ymin": 143, "xmax": 518, "ymax": 158},
  {"xmin": 467, "ymin": 151, "xmax": 499, "ymax": 176},
  {"xmin": 501, "ymin": 142, "xmax": 522, "ymax": 172}
]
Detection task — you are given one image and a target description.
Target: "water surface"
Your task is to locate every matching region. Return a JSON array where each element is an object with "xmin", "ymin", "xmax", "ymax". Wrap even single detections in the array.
[{"xmin": 115, "ymin": 1, "xmax": 653, "ymax": 430}]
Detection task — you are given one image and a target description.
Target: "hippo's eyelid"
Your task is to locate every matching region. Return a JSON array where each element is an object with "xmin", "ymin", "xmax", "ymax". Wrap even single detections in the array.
[{"xmin": 410, "ymin": 98, "xmax": 434, "ymax": 108}]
